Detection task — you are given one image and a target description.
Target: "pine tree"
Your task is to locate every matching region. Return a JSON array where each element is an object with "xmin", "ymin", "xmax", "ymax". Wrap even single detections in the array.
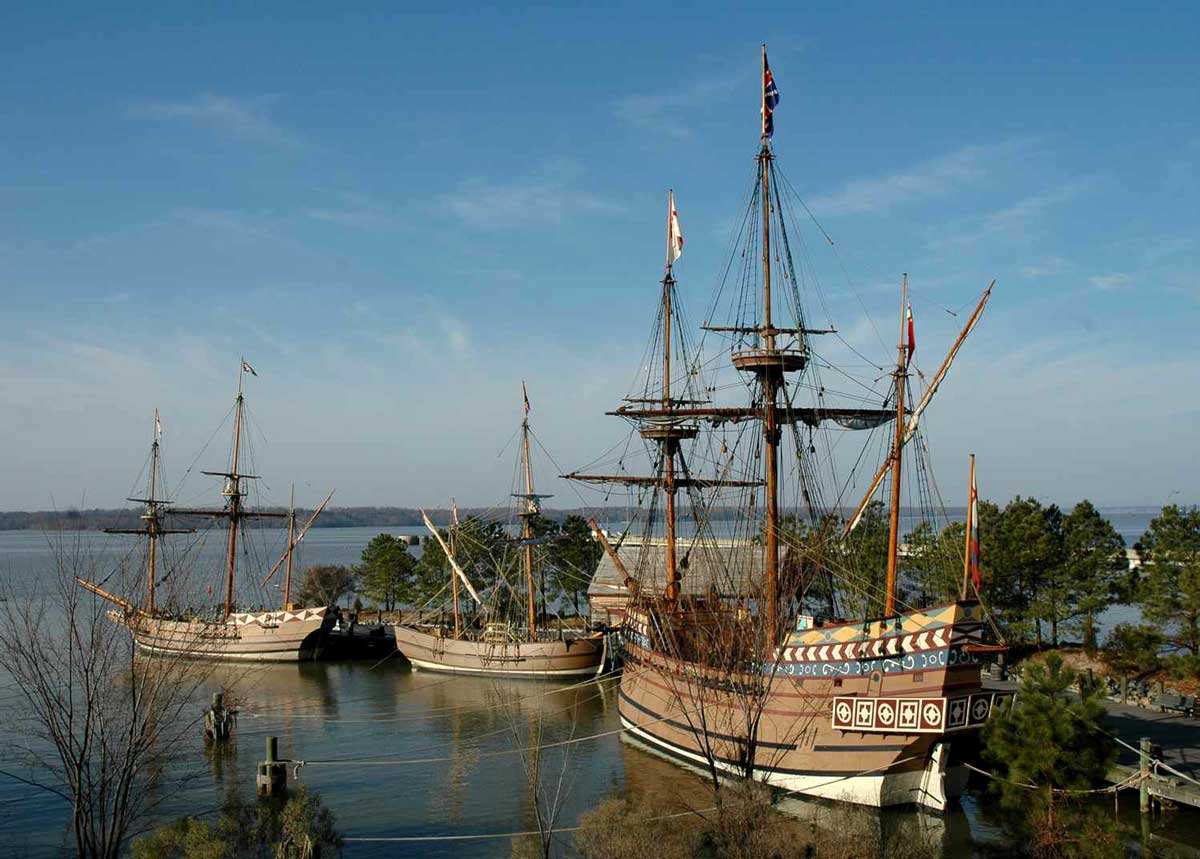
[
  {"xmin": 1061, "ymin": 500, "xmax": 1126, "ymax": 652},
  {"xmin": 1138, "ymin": 505, "xmax": 1200, "ymax": 676},
  {"xmin": 547, "ymin": 515, "xmax": 603, "ymax": 618},
  {"xmin": 982, "ymin": 654, "xmax": 1118, "ymax": 855},
  {"xmin": 357, "ymin": 533, "xmax": 417, "ymax": 612}
]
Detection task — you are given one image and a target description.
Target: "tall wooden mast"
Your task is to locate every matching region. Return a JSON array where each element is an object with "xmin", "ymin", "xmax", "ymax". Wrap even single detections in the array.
[
  {"xmin": 759, "ymin": 48, "xmax": 781, "ymax": 640},
  {"xmin": 661, "ymin": 190, "xmax": 681, "ymax": 602},
  {"xmin": 170, "ymin": 360, "xmax": 287, "ymax": 617},
  {"xmin": 518, "ymin": 384, "xmax": 539, "ymax": 640},
  {"xmin": 105, "ymin": 409, "xmax": 191, "ymax": 613},
  {"xmin": 883, "ymin": 275, "xmax": 909, "ymax": 617},
  {"xmin": 222, "ymin": 365, "xmax": 247, "ymax": 617},
  {"xmin": 725, "ymin": 43, "xmax": 804, "ymax": 644}
]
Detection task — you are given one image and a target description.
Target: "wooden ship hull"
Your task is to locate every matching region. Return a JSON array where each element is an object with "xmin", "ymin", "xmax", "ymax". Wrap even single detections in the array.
[
  {"xmin": 617, "ymin": 601, "xmax": 1003, "ymax": 810},
  {"xmin": 117, "ymin": 606, "xmax": 336, "ymax": 662},
  {"xmin": 392, "ymin": 623, "xmax": 605, "ymax": 678}
]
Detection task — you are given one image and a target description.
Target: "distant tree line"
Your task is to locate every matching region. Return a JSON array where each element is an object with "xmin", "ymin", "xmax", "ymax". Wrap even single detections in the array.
[{"xmin": 0, "ymin": 503, "xmax": 970, "ymax": 532}]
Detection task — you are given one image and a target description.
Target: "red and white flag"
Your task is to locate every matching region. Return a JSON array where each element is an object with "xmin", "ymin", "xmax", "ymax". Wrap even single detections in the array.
[
  {"xmin": 667, "ymin": 190, "xmax": 683, "ymax": 266},
  {"xmin": 967, "ymin": 469, "xmax": 981, "ymax": 593},
  {"xmin": 522, "ymin": 381, "xmax": 531, "ymax": 415},
  {"xmin": 906, "ymin": 304, "xmax": 916, "ymax": 364}
]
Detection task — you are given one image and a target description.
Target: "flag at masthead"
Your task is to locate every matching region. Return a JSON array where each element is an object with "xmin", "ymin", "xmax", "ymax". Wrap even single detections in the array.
[
  {"xmin": 762, "ymin": 47, "xmax": 780, "ymax": 139},
  {"xmin": 666, "ymin": 190, "xmax": 683, "ymax": 267}
]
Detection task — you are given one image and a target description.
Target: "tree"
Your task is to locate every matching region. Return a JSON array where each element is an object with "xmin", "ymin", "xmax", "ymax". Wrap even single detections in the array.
[
  {"xmin": 356, "ymin": 533, "xmax": 417, "ymax": 611},
  {"xmin": 902, "ymin": 520, "xmax": 966, "ymax": 606},
  {"xmin": 1101, "ymin": 623, "xmax": 1163, "ymax": 680},
  {"xmin": 1138, "ymin": 505, "xmax": 1200, "ymax": 671},
  {"xmin": 413, "ymin": 515, "xmax": 515, "ymax": 615},
  {"xmin": 0, "ymin": 538, "xmax": 217, "ymax": 858},
  {"xmin": 984, "ymin": 654, "xmax": 1115, "ymax": 801},
  {"xmin": 132, "ymin": 784, "xmax": 342, "ymax": 858},
  {"xmin": 837, "ymin": 501, "xmax": 889, "ymax": 619},
  {"xmin": 1061, "ymin": 501, "xmax": 1126, "ymax": 652},
  {"xmin": 295, "ymin": 564, "xmax": 356, "ymax": 608},
  {"xmin": 981, "ymin": 497, "xmax": 1063, "ymax": 646},
  {"xmin": 982, "ymin": 654, "xmax": 1118, "ymax": 857},
  {"xmin": 546, "ymin": 515, "xmax": 603, "ymax": 617}
]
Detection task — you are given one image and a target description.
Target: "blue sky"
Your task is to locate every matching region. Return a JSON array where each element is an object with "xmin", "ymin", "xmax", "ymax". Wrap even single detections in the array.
[{"xmin": 1, "ymin": 2, "xmax": 1197, "ymax": 512}]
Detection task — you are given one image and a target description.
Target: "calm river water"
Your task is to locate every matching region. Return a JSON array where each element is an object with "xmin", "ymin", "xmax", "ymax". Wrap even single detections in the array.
[{"xmin": 1, "ymin": 520, "xmax": 1196, "ymax": 857}]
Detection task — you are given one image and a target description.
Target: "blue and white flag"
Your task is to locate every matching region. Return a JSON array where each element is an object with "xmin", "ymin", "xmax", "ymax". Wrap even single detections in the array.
[{"xmin": 763, "ymin": 53, "xmax": 781, "ymax": 138}]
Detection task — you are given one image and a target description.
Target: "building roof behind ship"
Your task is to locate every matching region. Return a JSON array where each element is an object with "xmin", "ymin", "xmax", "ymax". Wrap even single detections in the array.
[{"xmin": 588, "ymin": 536, "xmax": 759, "ymax": 606}]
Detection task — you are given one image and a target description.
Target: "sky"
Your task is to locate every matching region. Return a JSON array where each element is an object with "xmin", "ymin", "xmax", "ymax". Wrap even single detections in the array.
[{"xmin": 1, "ymin": 2, "xmax": 1197, "ymax": 513}]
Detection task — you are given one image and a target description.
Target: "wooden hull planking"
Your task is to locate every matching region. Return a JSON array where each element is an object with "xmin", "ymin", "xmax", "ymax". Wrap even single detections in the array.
[
  {"xmin": 617, "ymin": 601, "xmax": 995, "ymax": 810},
  {"xmin": 117, "ymin": 607, "xmax": 336, "ymax": 662}
]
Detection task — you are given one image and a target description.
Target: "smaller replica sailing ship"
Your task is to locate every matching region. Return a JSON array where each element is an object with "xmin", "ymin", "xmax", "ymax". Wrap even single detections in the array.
[
  {"xmin": 392, "ymin": 389, "xmax": 605, "ymax": 678},
  {"xmin": 78, "ymin": 361, "xmax": 338, "ymax": 662}
]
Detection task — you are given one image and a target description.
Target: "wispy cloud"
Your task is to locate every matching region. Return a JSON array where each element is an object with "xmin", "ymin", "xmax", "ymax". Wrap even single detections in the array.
[
  {"xmin": 808, "ymin": 141, "xmax": 1032, "ymax": 216},
  {"xmin": 128, "ymin": 93, "xmax": 302, "ymax": 148},
  {"xmin": 1089, "ymin": 273, "xmax": 1134, "ymax": 291},
  {"xmin": 927, "ymin": 177, "xmax": 1097, "ymax": 250},
  {"xmin": 613, "ymin": 69, "xmax": 744, "ymax": 139},
  {"xmin": 1020, "ymin": 256, "xmax": 1068, "ymax": 278},
  {"xmin": 440, "ymin": 161, "xmax": 623, "ymax": 229},
  {"xmin": 302, "ymin": 192, "xmax": 407, "ymax": 229}
]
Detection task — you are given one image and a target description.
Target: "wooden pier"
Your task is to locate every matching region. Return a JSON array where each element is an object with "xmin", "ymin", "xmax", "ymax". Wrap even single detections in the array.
[
  {"xmin": 1100, "ymin": 698, "xmax": 1200, "ymax": 809},
  {"xmin": 986, "ymin": 681, "xmax": 1200, "ymax": 810}
]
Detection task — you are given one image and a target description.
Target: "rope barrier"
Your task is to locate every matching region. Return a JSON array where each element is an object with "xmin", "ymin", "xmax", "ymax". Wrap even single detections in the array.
[
  {"xmin": 961, "ymin": 762, "xmax": 1145, "ymax": 797},
  {"xmin": 342, "ymin": 806, "xmax": 715, "ymax": 843}
]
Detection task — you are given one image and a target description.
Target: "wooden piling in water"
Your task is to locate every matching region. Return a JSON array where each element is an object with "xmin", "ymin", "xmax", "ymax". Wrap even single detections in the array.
[{"xmin": 257, "ymin": 736, "xmax": 287, "ymax": 797}]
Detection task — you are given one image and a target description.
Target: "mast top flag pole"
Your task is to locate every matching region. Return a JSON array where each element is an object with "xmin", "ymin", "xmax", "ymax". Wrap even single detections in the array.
[
  {"xmin": 761, "ymin": 44, "xmax": 780, "ymax": 140},
  {"xmin": 666, "ymin": 190, "xmax": 683, "ymax": 270}
]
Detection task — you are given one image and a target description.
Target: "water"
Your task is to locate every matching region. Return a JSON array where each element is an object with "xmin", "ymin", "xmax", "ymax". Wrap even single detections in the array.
[{"xmin": 1, "ymin": 521, "xmax": 1196, "ymax": 856}]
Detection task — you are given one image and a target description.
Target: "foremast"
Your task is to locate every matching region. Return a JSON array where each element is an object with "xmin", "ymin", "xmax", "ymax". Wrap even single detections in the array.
[{"xmin": 103, "ymin": 409, "xmax": 192, "ymax": 613}]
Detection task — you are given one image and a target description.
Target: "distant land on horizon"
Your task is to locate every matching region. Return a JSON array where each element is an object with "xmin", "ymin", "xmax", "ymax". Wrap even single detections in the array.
[{"xmin": 0, "ymin": 503, "xmax": 1181, "ymax": 533}]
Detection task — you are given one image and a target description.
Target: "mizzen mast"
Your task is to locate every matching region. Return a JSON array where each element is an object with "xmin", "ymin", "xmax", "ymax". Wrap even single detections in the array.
[
  {"xmin": 514, "ymin": 384, "xmax": 550, "ymax": 640},
  {"xmin": 883, "ymin": 275, "xmax": 910, "ymax": 617},
  {"xmin": 450, "ymin": 500, "xmax": 462, "ymax": 636}
]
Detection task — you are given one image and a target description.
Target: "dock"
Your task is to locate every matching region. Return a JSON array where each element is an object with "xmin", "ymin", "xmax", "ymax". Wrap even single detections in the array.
[
  {"xmin": 1100, "ymin": 698, "xmax": 1200, "ymax": 809},
  {"xmin": 986, "ymin": 680, "xmax": 1200, "ymax": 809}
]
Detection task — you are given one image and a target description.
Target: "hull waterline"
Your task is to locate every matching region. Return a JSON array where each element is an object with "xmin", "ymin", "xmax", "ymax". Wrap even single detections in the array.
[
  {"xmin": 119, "ymin": 607, "xmax": 336, "ymax": 662},
  {"xmin": 616, "ymin": 601, "xmax": 1000, "ymax": 811}
]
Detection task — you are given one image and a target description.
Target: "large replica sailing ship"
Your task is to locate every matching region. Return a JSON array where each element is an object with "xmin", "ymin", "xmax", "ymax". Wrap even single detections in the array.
[
  {"xmin": 392, "ymin": 389, "xmax": 605, "ymax": 678},
  {"xmin": 78, "ymin": 361, "xmax": 338, "ymax": 662},
  {"xmin": 567, "ymin": 47, "xmax": 1004, "ymax": 810}
]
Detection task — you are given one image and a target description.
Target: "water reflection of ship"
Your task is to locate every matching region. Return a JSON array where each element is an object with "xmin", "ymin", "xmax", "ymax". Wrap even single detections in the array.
[
  {"xmin": 619, "ymin": 736, "xmax": 954, "ymax": 854},
  {"xmin": 413, "ymin": 675, "xmax": 614, "ymax": 825}
]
